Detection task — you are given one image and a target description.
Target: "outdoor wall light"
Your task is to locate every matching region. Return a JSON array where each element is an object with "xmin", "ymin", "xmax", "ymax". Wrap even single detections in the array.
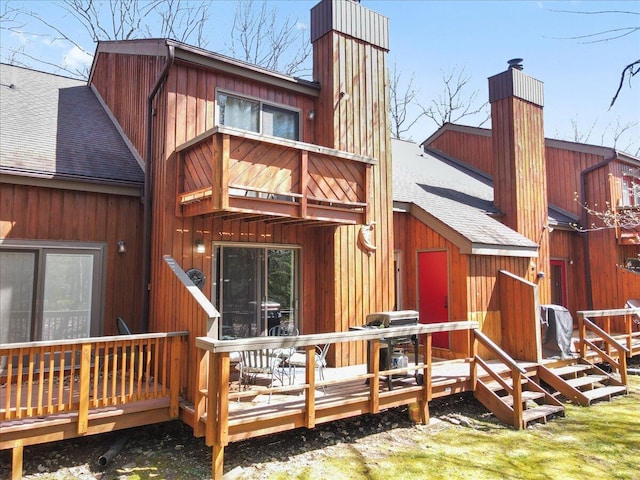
[
  {"xmin": 195, "ymin": 239, "xmax": 206, "ymax": 254},
  {"xmin": 536, "ymin": 271, "xmax": 546, "ymax": 279},
  {"xmin": 117, "ymin": 240, "xmax": 126, "ymax": 253},
  {"xmin": 308, "ymin": 110, "xmax": 315, "ymax": 120}
]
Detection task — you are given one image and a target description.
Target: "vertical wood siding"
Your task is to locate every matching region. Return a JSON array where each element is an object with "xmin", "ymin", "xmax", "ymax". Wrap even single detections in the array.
[
  {"xmin": 0, "ymin": 183, "xmax": 143, "ymax": 334},
  {"xmin": 90, "ymin": 52, "xmax": 167, "ymax": 160},
  {"xmin": 393, "ymin": 213, "xmax": 532, "ymax": 359},
  {"xmin": 312, "ymin": 31, "xmax": 394, "ymax": 366},
  {"xmin": 429, "ymin": 130, "xmax": 493, "ymax": 176}
]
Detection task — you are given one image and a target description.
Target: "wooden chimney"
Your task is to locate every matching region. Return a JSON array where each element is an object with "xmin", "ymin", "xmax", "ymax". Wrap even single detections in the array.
[
  {"xmin": 489, "ymin": 59, "xmax": 550, "ymax": 301},
  {"xmin": 310, "ymin": 0, "xmax": 395, "ymax": 362}
]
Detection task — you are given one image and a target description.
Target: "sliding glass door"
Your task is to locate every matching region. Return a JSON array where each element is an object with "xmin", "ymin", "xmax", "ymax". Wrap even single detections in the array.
[
  {"xmin": 214, "ymin": 245, "xmax": 298, "ymax": 338},
  {"xmin": 0, "ymin": 245, "xmax": 103, "ymax": 343}
]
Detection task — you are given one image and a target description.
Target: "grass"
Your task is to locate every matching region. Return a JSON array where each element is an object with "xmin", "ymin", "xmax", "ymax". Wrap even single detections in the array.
[{"xmin": 269, "ymin": 375, "xmax": 640, "ymax": 480}]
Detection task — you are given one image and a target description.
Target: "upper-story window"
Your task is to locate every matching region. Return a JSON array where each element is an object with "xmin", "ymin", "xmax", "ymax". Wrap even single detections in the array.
[
  {"xmin": 621, "ymin": 175, "xmax": 640, "ymax": 207},
  {"xmin": 218, "ymin": 92, "xmax": 300, "ymax": 141}
]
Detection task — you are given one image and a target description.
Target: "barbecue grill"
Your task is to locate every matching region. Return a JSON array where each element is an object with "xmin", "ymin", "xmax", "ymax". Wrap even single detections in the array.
[{"xmin": 363, "ymin": 310, "xmax": 421, "ymax": 390}]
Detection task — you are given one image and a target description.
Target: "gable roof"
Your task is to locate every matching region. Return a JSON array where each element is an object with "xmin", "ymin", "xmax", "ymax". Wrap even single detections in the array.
[
  {"xmin": 0, "ymin": 64, "xmax": 144, "ymax": 190},
  {"xmin": 392, "ymin": 138, "xmax": 538, "ymax": 257}
]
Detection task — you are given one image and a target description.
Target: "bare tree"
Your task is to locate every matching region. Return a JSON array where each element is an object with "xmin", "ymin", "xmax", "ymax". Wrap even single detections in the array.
[
  {"xmin": 389, "ymin": 63, "xmax": 424, "ymax": 140},
  {"xmin": 228, "ymin": 0, "xmax": 310, "ymax": 76},
  {"xmin": 549, "ymin": 8, "xmax": 639, "ymax": 108},
  {"xmin": 419, "ymin": 66, "xmax": 489, "ymax": 128},
  {"xmin": 1, "ymin": 0, "xmax": 311, "ymax": 79}
]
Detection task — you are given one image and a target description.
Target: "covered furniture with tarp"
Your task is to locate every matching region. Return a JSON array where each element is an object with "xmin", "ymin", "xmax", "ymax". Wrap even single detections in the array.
[{"xmin": 540, "ymin": 305, "xmax": 575, "ymax": 359}]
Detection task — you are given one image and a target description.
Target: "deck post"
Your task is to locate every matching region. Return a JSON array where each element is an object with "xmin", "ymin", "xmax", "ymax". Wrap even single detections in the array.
[
  {"xmin": 369, "ymin": 339, "xmax": 380, "ymax": 413},
  {"xmin": 77, "ymin": 343, "xmax": 92, "ymax": 434},
  {"xmin": 212, "ymin": 443, "xmax": 225, "ymax": 479},
  {"xmin": 11, "ymin": 440, "xmax": 23, "ymax": 480},
  {"xmin": 512, "ymin": 369, "xmax": 523, "ymax": 430},
  {"xmin": 469, "ymin": 330, "xmax": 478, "ymax": 389},
  {"xmin": 419, "ymin": 333, "xmax": 432, "ymax": 423},
  {"xmin": 169, "ymin": 336, "xmax": 182, "ymax": 418},
  {"xmin": 300, "ymin": 150, "xmax": 308, "ymax": 219},
  {"xmin": 578, "ymin": 313, "xmax": 587, "ymax": 358},
  {"xmin": 304, "ymin": 345, "xmax": 316, "ymax": 428}
]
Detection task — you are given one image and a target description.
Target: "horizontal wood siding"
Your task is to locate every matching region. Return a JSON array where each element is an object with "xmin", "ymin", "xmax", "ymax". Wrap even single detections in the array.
[
  {"xmin": 0, "ymin": 183, "xmax": 143, "ymax": 334},
  {"xmin": 313, "ymin": 31, "xmax": 394, "ymax": 367}
]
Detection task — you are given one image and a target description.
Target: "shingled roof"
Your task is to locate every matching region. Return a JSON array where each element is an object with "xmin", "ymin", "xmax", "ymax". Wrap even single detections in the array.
[
  {"xmin": 392, "ymin": 138, "xmax": 539, "ymax": 256},
  {"xmin": 0, "ymin": 64, "xmax": 143, "ymax": 188}
]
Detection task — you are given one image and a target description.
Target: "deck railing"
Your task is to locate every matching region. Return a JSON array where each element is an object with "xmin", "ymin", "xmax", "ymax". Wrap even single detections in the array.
[
  {"xmin": 196, "ymin": 320, "xmax": 478, "ymax": 479},
  {"xmin": 0, "ymin": 331, "xmax": 188, "ymax": 432},
  {"xmin": 576, "ymin": 307, "xmax": 639, "ymax": 384},
  {"xmin": 175, "ymin": 126, "xmax": 375, "ymax": 224}
]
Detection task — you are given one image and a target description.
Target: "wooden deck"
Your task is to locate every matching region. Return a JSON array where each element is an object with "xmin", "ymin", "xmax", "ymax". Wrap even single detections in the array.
[
  {"xmin": 0, "ymin": 332, "xmax": 187, "ymax": 480},
  {"xmin": 2, "ymin": 307, "xmax": 638, "ymax": 480}
]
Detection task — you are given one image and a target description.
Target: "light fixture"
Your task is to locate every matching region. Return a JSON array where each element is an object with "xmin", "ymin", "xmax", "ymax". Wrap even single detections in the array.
[
  {"xmin": 117, "ymin": 240, "xmax": 126, "ymax": 253},
  {"xmin": 308, "ymin": 110, "xmax": 315, "ymax": 120},
  {"xmin": 195, "ymin": 239, "xmax": 206, "ymax": 254},
  {"xmin": 536, "ymin": 271, "xmax": 546, "ymax": 279}
]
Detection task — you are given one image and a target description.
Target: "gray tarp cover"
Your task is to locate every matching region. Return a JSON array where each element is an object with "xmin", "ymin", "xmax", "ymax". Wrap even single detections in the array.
[{"xmin": 540, "ymin": 305, "xmax": 574, "ymax": 359}]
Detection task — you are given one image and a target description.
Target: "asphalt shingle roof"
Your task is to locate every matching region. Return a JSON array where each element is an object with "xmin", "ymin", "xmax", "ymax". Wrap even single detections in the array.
[
  {"xmin": 392, "ymin": 138, "xmax": 539, "ymax": 250},
  {"xmin": 0, "ymin": 64, "xmax": 143, "ymax": 187}
]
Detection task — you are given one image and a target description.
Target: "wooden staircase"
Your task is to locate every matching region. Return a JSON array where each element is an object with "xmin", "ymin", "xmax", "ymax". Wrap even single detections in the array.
[
  {"xmin": 474, "ymin": 367, "xmax": 565, "ymax": 429},
  {"xmin": 537, "ymin": 359, "xmax": 628, "ymax": 406}
]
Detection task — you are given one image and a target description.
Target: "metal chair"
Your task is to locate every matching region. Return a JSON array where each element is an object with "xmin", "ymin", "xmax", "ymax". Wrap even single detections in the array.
[
  {"xmin": 286, "ymin": 344, "xmax": 329, "ymax": 393},
  {"xmin": 236, "ymin": 348, "xmax": 288, "ymax": 403}
]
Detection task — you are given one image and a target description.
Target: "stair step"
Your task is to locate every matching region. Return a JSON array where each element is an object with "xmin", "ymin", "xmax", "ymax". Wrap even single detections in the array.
[
  {"xmin": 581, "ymin": 385, "xmax": 628, "ymax": 403},
  {"xmin": 565, "ymin": 374, "xmax": 608, "ymax": 389},
  {"xmin": 483, "ymin": 378, "xmax": 527, "ymax": 392},
  {"xmin": 502, "ymin": 390, "xmax": 546, "ymax": 406},
  {"xmin": 522, "ymin": 404, "xmax": 565, "ymax": 425},
  {"xmin": 551, "ymin": 364, "xmax": 592, "ymax": 377}
]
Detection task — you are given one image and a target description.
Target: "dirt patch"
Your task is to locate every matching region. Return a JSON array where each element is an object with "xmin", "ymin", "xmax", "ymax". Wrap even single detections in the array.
[{"xmin": 0, "ymin": 393, "xmax": 493, "ymax": 479}]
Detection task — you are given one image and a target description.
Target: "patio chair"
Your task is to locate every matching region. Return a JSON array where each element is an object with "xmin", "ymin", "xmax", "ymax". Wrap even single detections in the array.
[
  {"xmin": 286, "ymin": 344, "xmax": 329, "ymax": 393},
  {"xmin": 236, "ymin": 348, "xmax": 293, "ymax": 403}
]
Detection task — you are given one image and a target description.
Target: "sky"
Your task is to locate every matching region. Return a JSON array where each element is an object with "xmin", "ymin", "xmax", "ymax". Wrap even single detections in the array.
[{"xmin": 2, "ymin": 0, "xmax": 639, "ymax": 153}]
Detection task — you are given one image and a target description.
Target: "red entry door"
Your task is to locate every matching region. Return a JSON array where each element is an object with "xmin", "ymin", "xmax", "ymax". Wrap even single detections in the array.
[{"xmin": 418, "ymin": 251, "xmax": 449, "ymax": 348}]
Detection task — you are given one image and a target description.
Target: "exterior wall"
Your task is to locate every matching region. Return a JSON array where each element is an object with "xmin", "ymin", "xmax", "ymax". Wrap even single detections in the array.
[
  {"xmin": 548, "ymin": 229, "xmax": 588, "ymax": 316},
  {"xmin": 90, "ymin": 50, "xmax": 167, "ymax": 160},
  {"xmin": 428, "ymin": 128, "xmax": 493, "ymax": 176},
  {"xmin": 0, "ymin": 182, "xmax": 144, "ymax": 334},
  {"xmin": 394, "ymin": 213, "xmax": 531, "ymax": 358},
  {"xmin": 312, "ymin": 7, "xmax": 394, "ymax": 366}
]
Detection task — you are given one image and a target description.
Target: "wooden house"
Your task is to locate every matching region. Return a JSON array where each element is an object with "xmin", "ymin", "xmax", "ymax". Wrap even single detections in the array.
[
  {"xmin": 2, "ymin": 2, "xmax": 638, "ymax": 479},
  {"xmin": 0, "ymin": 64, "xmax": 145, "ymax": 341},
  {"xmin": 85, "ymin": 0, "xmax": 394, "ymax": 411},
  {"xmin": 393, "ymin": 60, "xmax": 640, "ymax": 363}
]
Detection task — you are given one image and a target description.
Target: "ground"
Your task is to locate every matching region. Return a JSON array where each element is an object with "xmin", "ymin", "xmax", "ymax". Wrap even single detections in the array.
[{"xmin": 0, "ymin": 392, "xmax": 490, "ymax": 480}]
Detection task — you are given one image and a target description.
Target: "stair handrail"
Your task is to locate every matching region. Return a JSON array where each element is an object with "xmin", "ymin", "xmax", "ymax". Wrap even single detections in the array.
[
  {"xmin": 472, "ymin": 329, "xmax": 527, "ymax": 429},
  {"xmin": 577, "ymin": 312, "xmax": 629, "ymax": 385}
]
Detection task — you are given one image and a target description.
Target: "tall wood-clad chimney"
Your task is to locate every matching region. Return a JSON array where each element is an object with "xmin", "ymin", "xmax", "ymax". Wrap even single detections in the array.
[
  {"xmin": 310, "ymin": 0, "xmax": 394, "ymax": 363},
  {"xmin": 489, "ymin": 59, "xmax": 550, "ymax": 300}
]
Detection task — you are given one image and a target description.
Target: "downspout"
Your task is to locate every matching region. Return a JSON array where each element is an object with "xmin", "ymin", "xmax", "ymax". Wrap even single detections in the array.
[
  {"xmin": 141, "ymin": 43, "xmax": 175, "ymax": 332},
  {"xmin": 579, "ymin": 152, "xmax": 616, "ymax": 310}
]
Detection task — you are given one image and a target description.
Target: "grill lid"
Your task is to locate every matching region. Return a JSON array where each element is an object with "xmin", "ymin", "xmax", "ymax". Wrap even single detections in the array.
[{"xmin": 366, "ymin": 310, "xmax": 419, "ymax": 327}]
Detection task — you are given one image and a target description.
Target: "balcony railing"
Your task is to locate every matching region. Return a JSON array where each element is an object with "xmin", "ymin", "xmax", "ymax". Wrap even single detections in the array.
[{"xmin": 175, "ymin": 126, "xmax": 376, "ymax": 225}]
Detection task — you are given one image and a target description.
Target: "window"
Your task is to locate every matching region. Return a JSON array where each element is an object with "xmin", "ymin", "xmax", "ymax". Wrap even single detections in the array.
[
  {"xmin": 621, "ymin": 175, "xmax": 640, "ymax": 207},
  {"xmin": 0, "ymin": 243, "xmax": 104, "ymax": 343},
  {"xmin": 217, "ymin": 92, "xmax": 300, "ymax": 141},
  {"xmin": 213, "ymin": 244, "xmax": 299, "ymax": 338}
]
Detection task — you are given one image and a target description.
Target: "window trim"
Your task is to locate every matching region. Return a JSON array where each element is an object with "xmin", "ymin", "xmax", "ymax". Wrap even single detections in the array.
[
  {"xmin": 0, "ymin": 239, "xmax": 106, "ymax": 341},
  {"xmin": 215, "ymin": 88, "xmax": 302, "ymax": 141},
  {"xmin": 621, "ymin": 175, "xmax": 640, "ymax": 207}
]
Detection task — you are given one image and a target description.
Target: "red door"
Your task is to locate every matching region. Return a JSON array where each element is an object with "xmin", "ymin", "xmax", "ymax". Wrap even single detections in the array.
[
  {"xmin": 550, "ymin": 260, "xmax": 567, "ymax": 307},
  {"xmin": 418, "ymin": 251, "xmax": 449, "ymax": 348}
]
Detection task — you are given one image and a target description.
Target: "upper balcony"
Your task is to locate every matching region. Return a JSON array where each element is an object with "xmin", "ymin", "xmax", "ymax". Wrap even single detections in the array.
[{"xmin": 175, "ymin": 126, "xmax": 376, "ymax": 225}]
